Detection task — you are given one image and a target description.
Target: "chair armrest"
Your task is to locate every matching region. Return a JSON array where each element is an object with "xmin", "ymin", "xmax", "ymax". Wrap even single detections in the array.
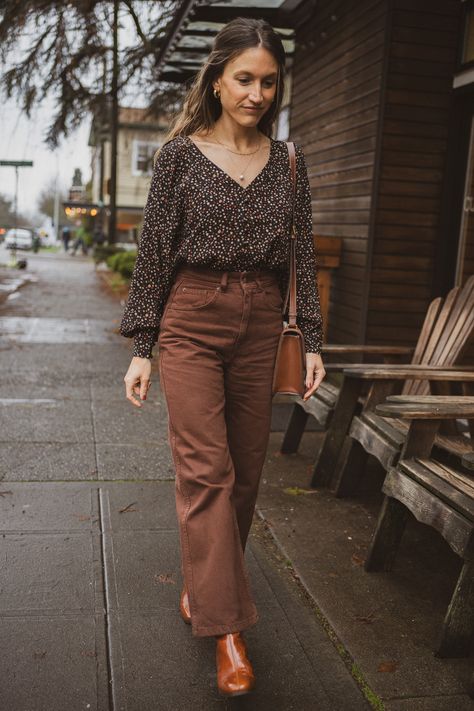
[
  {"xmin": 322, "ymin": 345, "xmax": 413, "ymax": 356},
  {"xmin": 386, "ymin": 395, "xmax": 474, "ymax": 404},
  {"xmin": 342, "ymin": 366, "xmax": 474, "ymax": 381},
  {"xmin": 375, "ymin": 396, "xmax": 474, "ymax": 419},
  {"xmin": 326, "ymin": 363, "xmax": 474, "ymax": 373}
]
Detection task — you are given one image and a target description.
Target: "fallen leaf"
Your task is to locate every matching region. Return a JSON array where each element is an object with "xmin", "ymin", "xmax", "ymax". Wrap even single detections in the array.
[
  {"xmin": 354, "ymin": 611, "xmax": 377, "ymax": 624},
  {"xmin": 283, "ymin": 486, "xmax": 319, "ymax": 496},
  {"xmin": 377, "ymin": 661, "xmax": 399, "ymax": 673},
  {"xmin": 154, "ymin": 573, "xmax": 176, "ymax": 585}
]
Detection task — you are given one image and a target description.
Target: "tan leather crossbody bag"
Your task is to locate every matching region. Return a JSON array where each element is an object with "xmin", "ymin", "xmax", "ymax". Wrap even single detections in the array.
[{"xmin": 271, "ymin": 142, "xmax": 306, "ymax": 397}]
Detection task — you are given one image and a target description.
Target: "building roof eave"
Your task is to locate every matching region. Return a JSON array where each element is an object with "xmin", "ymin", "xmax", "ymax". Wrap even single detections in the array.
[{"xmin": 154, "ymin": 0, "xmax": 311, "ymax": 84}]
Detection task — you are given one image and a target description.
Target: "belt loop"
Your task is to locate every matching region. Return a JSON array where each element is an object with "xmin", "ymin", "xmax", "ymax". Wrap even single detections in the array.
[
  {"xmin": 255, "ymin": 273, "xmax": 263, "ymax": 291},
  {"xmin": 219, "ymin": 270, "xmax": 229, "ymax": 291}
]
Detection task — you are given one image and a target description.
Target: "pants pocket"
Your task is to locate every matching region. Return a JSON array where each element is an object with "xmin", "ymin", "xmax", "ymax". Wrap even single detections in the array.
[{"xmin": 169, "ymin": 280, "xmax": 220, "ymax": 311}]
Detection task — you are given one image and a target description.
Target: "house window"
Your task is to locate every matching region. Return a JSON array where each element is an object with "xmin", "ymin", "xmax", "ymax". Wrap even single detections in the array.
[{"xmin": 132, "ymin": 140, "xmax": 161, "ymax": 176}]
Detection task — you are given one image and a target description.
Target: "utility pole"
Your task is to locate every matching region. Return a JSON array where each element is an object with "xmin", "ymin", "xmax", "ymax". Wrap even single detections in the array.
[
  {"xmin": 98, "ymin": 56, "xmax": 107, "ymax": 239},
  {"xmin": 53, "ymin": 152, "xmax": 60, "ymax": 243},
  {"xmin": 0, "ymin": 160, "xmax": 33, "ymax": 264},
  {"xmin": 108, "ymin": 0, "xmax": 119, "ymax": 245}
]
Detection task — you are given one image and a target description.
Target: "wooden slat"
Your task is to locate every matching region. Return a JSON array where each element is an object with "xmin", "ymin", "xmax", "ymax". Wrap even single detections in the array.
[
  {"xmin": 430, "ymin": 275, "xmax": 474, "ymax": 365},
  {"xmin": 399, "ymin": 459, "xmax": 474, "ymax": 521},
  {"xmin": 418, "ymin": 458, "xmax": 474, "ymax": 497},
  {"xmin": 358, "ymin": 411, "xmax": 407, "ymax": 447}
]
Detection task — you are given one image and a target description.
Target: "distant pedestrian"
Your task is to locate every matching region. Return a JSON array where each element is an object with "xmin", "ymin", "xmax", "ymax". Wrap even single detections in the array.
[
  {"xmin": 71, "ymin": 225, "xmax": 89, "ymax": 256},
  {"xmin": 120, "ymin": 16, "xmax": 325, "ymax": 699},
  {"xmin": 61, "ymin": 226, "xmax": 71, "ymax": 252},
  {"xmin": 92, "ymin": 225, "xmax": 105, "ymax": 246}
]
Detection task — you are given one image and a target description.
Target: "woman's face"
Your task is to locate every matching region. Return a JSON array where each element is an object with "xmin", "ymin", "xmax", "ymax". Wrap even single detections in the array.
[{"xmin": 213, "ymin": 47, "xmax": 279, "ymax": 126}]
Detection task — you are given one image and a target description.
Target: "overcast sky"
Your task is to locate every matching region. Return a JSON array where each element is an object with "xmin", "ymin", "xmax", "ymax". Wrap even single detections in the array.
[
  {"xmin": 0, "ymin": 6, "xmax": 152, "ymax": 225},
  {"xmin": 0, "ymin": 94, "xmax": 92, "ymax": 223}
]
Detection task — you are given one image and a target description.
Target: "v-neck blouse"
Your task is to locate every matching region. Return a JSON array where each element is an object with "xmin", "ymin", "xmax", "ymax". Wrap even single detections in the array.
[
  {"xmin": 186, "ymin": 134, "xmax": 275, "ymax": 192},
  {"xmin": 119, "ymin": 133, "xmax": 323, "ymax": 357}
]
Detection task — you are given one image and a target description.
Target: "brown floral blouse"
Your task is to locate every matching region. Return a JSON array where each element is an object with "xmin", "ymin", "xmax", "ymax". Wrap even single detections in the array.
[{"xmin": 120, "ymin": 133, "xmax": 323, "ymax": 358}]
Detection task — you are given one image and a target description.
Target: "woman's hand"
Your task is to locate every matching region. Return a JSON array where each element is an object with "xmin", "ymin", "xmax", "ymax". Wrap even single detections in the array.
[
  {"xmin": 303, "ymin": 352, "xmax": 326, "ymax": 401},
  {"xmin": 124, "ymin": 356, "xmax": 152, "ymax": 408}
]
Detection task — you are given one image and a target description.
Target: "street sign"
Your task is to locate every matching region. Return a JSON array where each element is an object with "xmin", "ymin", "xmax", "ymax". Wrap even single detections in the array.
[{"xmin": 0, "ymin": 160, "xmax": 33, "ymax": 167}]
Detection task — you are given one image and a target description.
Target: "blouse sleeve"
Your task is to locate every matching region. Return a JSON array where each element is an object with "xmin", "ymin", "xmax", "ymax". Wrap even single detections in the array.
[
  {"xmin": 290, "ymin": 142, "xmax": 324, "ymax": 355},
  {"xmin": 119, "ymin": 138, "xmax": 183, "ymax": 358}
]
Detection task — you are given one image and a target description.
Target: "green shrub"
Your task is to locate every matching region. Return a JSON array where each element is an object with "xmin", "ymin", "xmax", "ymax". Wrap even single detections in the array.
[
  {"xmin": 92, "ymin": 245, "xmax": 125, "ymax": 264},
  {"xmin": 106, "ymin": 253, "xmax": 121, "ymax": 271},
  {"xmin": 106, "ymin": 250, "xmax": 137, "ymax": 279}
]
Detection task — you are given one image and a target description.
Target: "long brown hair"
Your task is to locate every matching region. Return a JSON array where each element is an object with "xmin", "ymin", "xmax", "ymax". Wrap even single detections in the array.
[{"xmin": 156, "ymin": 17, "xmax": 286, "ymax": 160}]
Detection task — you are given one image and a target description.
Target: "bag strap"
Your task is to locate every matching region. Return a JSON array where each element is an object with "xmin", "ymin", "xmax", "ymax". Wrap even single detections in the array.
[{"xmin": 282, "ymin": 141, "xmax": 297, "ymax": 326}]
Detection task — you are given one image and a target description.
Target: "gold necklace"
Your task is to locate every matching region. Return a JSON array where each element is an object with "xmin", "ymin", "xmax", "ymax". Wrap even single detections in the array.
[
  {"xmin": 212, "ymin": 135, "xmax": 263, "ymax": 156},
  {"xmin": 212, "ymin": 134, "xmax": 263, "ymax": 183}
]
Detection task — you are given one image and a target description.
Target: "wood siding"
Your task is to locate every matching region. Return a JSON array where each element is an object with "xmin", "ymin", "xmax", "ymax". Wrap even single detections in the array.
[
  {"xmin": 291, "ymin": 0, "xmax": 388, "ymax": 343},
  {"xmin": 291, "ymin": 0, "xmax": 463, "ymax": 347},
  {"xmin": 367, "ymin": 0, "xmax": 462, "ymax": 345}
]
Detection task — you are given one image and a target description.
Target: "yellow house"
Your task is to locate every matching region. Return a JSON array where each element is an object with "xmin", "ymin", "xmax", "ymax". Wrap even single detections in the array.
[{"xmin": 89, "ymin": 106, "xmax": 171, "ymax": 243}]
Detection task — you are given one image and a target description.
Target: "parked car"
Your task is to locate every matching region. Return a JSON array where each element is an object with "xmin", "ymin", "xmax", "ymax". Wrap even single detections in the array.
[{"xmin": 4, "ymin": 228, "xmax": 35, "ymax": 250}]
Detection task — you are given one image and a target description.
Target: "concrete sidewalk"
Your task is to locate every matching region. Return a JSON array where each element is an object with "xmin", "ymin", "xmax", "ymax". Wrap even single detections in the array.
[{"xmin": 0, "ymin": 250, "xmax": 371, "ymax": 711}]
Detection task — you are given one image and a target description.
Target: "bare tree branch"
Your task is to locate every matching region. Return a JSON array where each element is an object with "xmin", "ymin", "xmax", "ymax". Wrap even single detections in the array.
[
  {"xmin": 0, "ymin": 0, "xmax": 182, "ymax": 148},
  {"xmin": 122, "ymin": 0, "xmax": 148, "ymax": 46}
]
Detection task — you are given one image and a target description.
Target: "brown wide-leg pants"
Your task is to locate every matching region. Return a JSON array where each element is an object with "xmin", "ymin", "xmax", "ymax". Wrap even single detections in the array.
[{"xmin": 157, "ymin": 263, "xmax": 283, "ymax": 637}]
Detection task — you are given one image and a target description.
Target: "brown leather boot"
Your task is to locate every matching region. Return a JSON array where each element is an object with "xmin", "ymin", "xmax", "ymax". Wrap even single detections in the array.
[
  {"xmin": 215, "ymin": 631, "xmax": 256, "ymax": 696},
  {"xmin": 179, "ymin": 587, "xmax": 191, "ymax": 624}
]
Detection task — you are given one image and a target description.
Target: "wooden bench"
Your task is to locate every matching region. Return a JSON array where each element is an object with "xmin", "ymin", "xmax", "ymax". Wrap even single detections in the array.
[{"xmin": 364, "ymin": 396, "xmax": 474, "ymax": 659}]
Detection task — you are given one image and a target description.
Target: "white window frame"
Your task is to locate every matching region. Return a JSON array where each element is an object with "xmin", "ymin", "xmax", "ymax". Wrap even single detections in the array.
[{"xmin": 132, "ymin": 140, "xmax": 162, "ymax": 176}]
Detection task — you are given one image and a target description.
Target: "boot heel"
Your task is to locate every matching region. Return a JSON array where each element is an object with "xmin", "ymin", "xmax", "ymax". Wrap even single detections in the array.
[{"xmin": 179, "ymin": 588, "xmax": 191, "ymax": 624}]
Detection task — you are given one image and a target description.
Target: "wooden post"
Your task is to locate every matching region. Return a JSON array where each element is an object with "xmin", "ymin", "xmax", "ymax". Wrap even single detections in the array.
[{"xmin": 311, "ymin": 374, "xmax": 363, "ymax": 487}]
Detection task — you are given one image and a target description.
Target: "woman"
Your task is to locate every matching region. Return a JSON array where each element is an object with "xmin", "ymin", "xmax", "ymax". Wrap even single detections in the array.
[{"xmin": 120, "ymin": 16, "xmax": 325, "ymax": 697}]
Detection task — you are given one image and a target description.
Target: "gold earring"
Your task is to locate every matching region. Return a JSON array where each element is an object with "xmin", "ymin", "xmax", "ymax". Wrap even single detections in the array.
[{"xmin": 213, "ymin": 88, "xmax": 220, "ymax": 99}]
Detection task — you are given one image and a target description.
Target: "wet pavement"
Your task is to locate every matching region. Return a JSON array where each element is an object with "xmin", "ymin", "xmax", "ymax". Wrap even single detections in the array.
[{"xmin": 0, "ymin": 248, "xmax": 371, "ymax": 711}]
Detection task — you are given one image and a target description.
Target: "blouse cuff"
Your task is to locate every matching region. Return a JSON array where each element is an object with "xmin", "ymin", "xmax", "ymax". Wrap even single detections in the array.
[
  {"xmin": 298, "ymin": 318, "xmax": 323, "ymax": 355},
  {"xmin": 132, "ymin": 330, "xmax": 157, "ymax": 359}
]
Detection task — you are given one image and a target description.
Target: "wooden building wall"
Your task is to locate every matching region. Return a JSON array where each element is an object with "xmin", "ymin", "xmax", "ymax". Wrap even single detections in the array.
[
  {"xmin": 367, "ymin": 0, "xmax": 462, "ymax": 345},
  {"xmin": 290, "ymin": 0, "xmax": 388, "ymax": 343},
  {"xmin": 291, "ymin": 0, "xmax": 462, "ymax": 346}
]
